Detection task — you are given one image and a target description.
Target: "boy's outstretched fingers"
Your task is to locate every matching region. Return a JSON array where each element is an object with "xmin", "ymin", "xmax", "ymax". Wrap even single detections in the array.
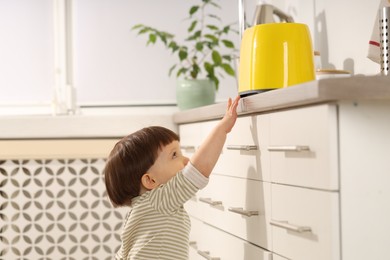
[{"xmin": 228, "ymin": 96, "xmax": 240, "ymax": 115}]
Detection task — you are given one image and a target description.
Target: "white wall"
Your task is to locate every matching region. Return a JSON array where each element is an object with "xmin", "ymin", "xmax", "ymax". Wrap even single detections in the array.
[
  {"xmin": 73, "ymin": 0, "xmax": 240, "ymax": 105},
  {"xmin": 283, "ymin": 0, "xmax": 380, "ymax": 75}
]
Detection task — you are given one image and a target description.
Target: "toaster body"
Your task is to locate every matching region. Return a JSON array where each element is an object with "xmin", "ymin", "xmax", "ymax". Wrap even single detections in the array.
[{"xmin": 238, "ymin": 23, "xmax": 315, "ymax": 97}]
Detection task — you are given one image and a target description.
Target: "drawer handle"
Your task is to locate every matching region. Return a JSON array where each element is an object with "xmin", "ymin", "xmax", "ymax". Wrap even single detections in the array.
[
  {"xmin": 189, "ymin": 241, "xmax": 197, "ymax": 249},
  {"xmin": 227, "ymin": 145, "xmax": 258, "ymax": 151},
  {"xmin": 197, "ymin": 250, "xmax": 221, "ymax": 260},
  {"xmin": 180, "ymin": 145, "xmax": 196, "ymax": 151},
  {"xmin": 228, "ymin": 207, "xmax": 259, "ymax": 217},
  {"xmin": 199, "ymin": 197, "xmax": 222, "ymax": 206},
  {"xmin": 270, "ymin": 220, "xmax": 312, "ymax": 233},
  {"xmin": 267, "ymin": 145, "xmax": 310, "ymax": 152}
]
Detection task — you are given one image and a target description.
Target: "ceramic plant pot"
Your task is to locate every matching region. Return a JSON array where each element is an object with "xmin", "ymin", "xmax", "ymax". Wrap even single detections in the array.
[{"xmin": 176, "ymin": 79, "xmax": 216, "ymax": 110}]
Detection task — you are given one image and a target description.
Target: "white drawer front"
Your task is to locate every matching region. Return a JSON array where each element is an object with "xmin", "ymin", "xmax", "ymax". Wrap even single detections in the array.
[
  {"xmin": 180, "ymin": 120, "xmax": 219, "ymax": 159},
  {"xmin": 189, "ymin": 217, "xmax": 271, "ymax": 260},
  {"xmin": 189, "ymin": 174, "xmax": 272, "ymax": 249},
  {"xmin": 271, "ymin": 184, "xmax": 340, "ymax": 260},
  {"xmin": 211, "ymin": 116, "xmax": 267, "ymax": 181},
  {"xmin": 189, "ymin": 217, "xmax": 206, "ymax": 260},
  {"xmin": 265, "ymin": 104, "xmax": 339, "ymax": 190},
  {"xmin": 179, "ymin": 122, "xmax": 203, "ymax": 158}
]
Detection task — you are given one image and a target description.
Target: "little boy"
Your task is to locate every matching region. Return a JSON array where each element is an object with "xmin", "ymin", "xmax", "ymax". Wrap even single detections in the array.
[{"xmin": 104, "ymin": 96, "xmax": 240, "ymax": 260}]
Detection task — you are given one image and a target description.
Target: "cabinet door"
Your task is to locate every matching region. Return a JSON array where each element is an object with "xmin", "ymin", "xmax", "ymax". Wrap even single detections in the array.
[
  {"xmin": 179, "ymin": 122, "xmax": 203, "ymax": 158},
  {"xmin": 189, "ymin": 217, "xmax": 207, "ymax": 260},
  {"xmin": 338, "ymin": 101, "xmax": 390, "ymax": 260},
  {"xmin": 206, "ymin": 116, "xmax": 267, "ymax": 181},
  {"xmin": 189, "ymin": 174, "xmax": 272, "ymax": 250},
  {"xmin": 271, "ymin": 184, "xmax": 340, "ymax": 260},
  {"xmin": 190, "ymin": 217, "xmax": 272, "ymax": 260},
  {"xmin": 264, "ymin": 104, "xmax": 339, "ymax": 190}
]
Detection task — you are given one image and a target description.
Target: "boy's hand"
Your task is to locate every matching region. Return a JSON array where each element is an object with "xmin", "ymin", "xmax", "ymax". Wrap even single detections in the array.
[
  {"xmin": 221, "ymin": 95, "xmax": 240, "ymax": 133},
  {"xmin": 190, "ymin": 95, "xmax": 240, "ymax": 177}
]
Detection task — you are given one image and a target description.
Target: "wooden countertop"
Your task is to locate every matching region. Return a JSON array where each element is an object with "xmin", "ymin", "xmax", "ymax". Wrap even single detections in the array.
[{"xmin": 173, "ymin": 75, "xmax": 390, "ymax": 124}]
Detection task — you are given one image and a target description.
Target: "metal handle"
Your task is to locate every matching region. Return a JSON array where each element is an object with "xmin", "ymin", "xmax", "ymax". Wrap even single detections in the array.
[
  {"xmin": 228, "ymin": 207, "xmax": 259, "ymax": 217},
  {"xmin": 270, "ymin": 220, "xmax": 312, "ymax": 233},
  {"xmin": 199, "ymin": 197, "xmax": 222, "ymax": 206},
  {"xmin": 267, "ymin": 145, "xmax": 310, "ymax": 152},
  {"xmin": 189, "ymin": 241, "xmax": 197, "ymax": 249},
  {"xmin": 272, "ymin": 5, "xmax": 294, "ymax": 23},
  {"xmin": 197, "ymin": 250, "xmax": 221, "ymax": 260},
  {"xmin": 227, "ymin": 145, "xmax": 258, "ymax": 151},
  {"xmin": 180, "ymin": 145, "xmax": 196, "ymax": 151}
]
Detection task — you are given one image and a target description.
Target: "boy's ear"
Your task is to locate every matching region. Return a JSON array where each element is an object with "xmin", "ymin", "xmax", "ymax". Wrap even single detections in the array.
[{"xmin": 141, "ymin": 173, "xmax": 158, "ymax": 190}]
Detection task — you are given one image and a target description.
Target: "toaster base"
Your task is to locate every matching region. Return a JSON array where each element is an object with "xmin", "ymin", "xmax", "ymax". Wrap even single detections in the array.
[{"xmin": 239, "ymin": 89, "xmax": 273, "ymax": 97}]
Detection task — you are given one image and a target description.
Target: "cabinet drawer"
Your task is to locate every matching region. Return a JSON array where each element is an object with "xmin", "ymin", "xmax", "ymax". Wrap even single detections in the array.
[
  {"xmin": 180, "ymin": 120, "xmax": 219, "ymax": 158},
  {"xmin": 179, "ymin": 122, "xmax": 203, "ymax": 158},
  {"xmin": 187, "ymin": 174, "xmax": 272, "ymax": 249},
  {"xmin": 189, "ymin": 217, "xmax": 204, "ymax": 260},
  {"xmin": 212, "ymin": 116, "xmax": 267, "ymax": 181},
  {"xmin": 271, "ymin": 184, "xmax": 340, "ymax": 260},
  {"xmin": 264, "ymin": 104, "xmax": 339, "ymax": 190},
  {"xmin": 189, "ymin": 217, "xmax": 271, "ymax": 260}
]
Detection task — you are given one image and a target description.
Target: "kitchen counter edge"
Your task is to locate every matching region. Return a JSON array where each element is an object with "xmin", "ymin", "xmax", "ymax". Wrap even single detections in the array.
[{"xmin": 173, "ymin": 75, "xmax": 390, "ymax": 124}]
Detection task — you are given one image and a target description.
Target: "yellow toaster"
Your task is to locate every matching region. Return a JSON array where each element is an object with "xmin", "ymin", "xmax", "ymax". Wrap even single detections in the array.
[{"xmin": 238, "ymin": 23, "xmax": 315, "ymax": 96}]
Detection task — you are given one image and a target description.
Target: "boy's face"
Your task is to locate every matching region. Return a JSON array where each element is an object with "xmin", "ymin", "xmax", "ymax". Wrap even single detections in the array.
[{"xmin": 147, "ymin": 140, "xmax": 189, "ymax": 186}]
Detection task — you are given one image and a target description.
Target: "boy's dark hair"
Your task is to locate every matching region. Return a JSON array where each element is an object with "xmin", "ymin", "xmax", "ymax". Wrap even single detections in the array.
[{"xmin": 104, "ymin": 126, "xmax": 179, "ymax": 207}]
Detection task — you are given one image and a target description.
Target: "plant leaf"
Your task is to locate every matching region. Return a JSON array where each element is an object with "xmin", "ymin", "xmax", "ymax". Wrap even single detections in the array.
[
  {"xmin": 195, "ymin": 42, "xmax": 204, "ymax": 51},
  {"xmin": 131, "ymin": 24, "xmax": 144, "ymax": 30},
  {"xmin": 138, "ymin": 28, "xmax": 149, "ymax": 35},
  {"xmin": 189, "ymin": 6, "xmax": 199, "ymax": 15},
  {"xmin": 208, "ymin": 75, "xmax": 219, "ymax": 91},
  {"xmin": 221, "ymin": 39, "xmax": 234, "ymax": 48},
  {"xmin": 190, "ymin": 63, "xmax": 201, "ymax": 79},
  {"xmin": 208, "ymin": 1, "xmax": 221, "ymax": 9},
  {"xmin": 204, "ymin": 34, "xmax": 218, "ymax": 44},
  {"xmin": 208, "ymin": 14, "xmax": 221, "ymax": 21},
  {"xmin": 221, "ymin": 63, "xmax": 235, "ymax": 76},
  {"xmin": 206, "ymin": 25, "xmax": 219, "ymax": 31},
  {"xmin": 147, "ymin": 34, "xmax": 157, "ymax": 45},
  {"xmin": 223, "ymin": 26, "xmax": 230, "ymax": 34},
  {"xmin": 168, "ymin": 64, "xmax": 177, "ymax": 77},
  {"xmin": 176, "ymin": 68, "xmax": 187, "ymax": 77},
  {"xmin": 204, "ymin": 62, "xmax": 214, "ymax": 75},
  {"xmin": 179, "ymin": 49, "xmax": 188, "ymax": 61},
  {"xmin": 168, "ymin": 41, "xmax": 179, "ymax": 52},
  {"xmin": 188, "ymin": 21, "xmax": 197, "ymax": 32},
  {"xmin": 186, "ymin": 30, "xmax": 201, "ymax": 41},
  {"xmin": 211, "ymin": 50, "xmax": 222, "ymax": 65}
]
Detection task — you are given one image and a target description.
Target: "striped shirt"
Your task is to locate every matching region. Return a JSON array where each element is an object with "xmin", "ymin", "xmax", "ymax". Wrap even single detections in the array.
[{"xmin": 115, "ymin": 163, "xmax": 208, "ymax": 260}]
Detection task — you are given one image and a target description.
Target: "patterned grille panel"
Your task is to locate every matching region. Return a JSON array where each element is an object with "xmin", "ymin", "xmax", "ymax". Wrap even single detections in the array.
[{"xmin": 0, "ymin": 159, "xmax": 127, "ymax": 260}]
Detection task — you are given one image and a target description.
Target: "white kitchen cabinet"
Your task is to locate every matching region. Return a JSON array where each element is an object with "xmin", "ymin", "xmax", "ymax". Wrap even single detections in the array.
[
  {"xmin": 337, "ymin": 101, "xmax": 390, "ymax": 260},
  {"xmin": 179, "ymin": 94, "xmax": 390, "ymax": 259},
  {"xmin": 187, "ymin": 174, "xmax": 272, "ymax": 249},
  {"xmin": 182, "ymin": 117, "xmax": 273, "ymax": 259}
]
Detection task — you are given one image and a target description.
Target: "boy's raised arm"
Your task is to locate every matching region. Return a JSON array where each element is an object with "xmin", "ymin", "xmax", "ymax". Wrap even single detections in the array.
[{"xmin": 190, "ymin": 96, "xmax": 240, "ymax": 178}]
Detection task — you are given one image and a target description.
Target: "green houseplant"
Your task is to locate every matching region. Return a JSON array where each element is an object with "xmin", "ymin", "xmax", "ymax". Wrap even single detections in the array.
[{"xmin": 132, "ymin": 0, "xmax": 238, "ymax": 110}]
